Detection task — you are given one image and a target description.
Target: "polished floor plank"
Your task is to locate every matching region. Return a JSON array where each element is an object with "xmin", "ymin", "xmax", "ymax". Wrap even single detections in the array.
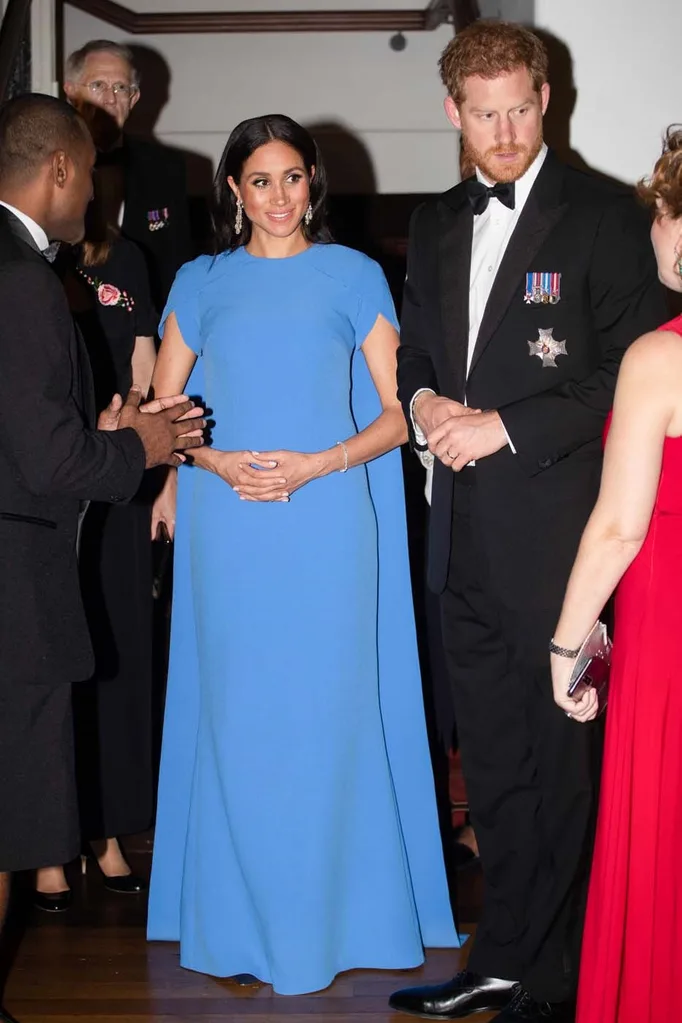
[{"xmin": 4, "ymin": 840, "xmax": 487, "ymax": 1022}]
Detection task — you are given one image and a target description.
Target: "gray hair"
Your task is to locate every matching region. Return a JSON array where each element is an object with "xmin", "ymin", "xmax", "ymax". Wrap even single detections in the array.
[{"xmin": 64, "ymin": 40, "xmax": 140, "ymax": 89}]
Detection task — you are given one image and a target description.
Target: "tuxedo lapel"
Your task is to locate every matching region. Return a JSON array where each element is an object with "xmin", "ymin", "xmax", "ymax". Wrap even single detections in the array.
[
  {"xmin": 0, "ymin": 205, "xmax": 44, "ymax": 261},
  {"xmin": 437, "ymin": 190, "xmax": 473, "ymax": 401},
  {"xmin": 469, "ymin": 152, "xmax": 569, "ymax": 375}
]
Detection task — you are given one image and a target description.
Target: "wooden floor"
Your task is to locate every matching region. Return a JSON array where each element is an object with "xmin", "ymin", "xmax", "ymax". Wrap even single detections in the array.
[{"xmin": 2, "ymin": 836, "xmax": 491, "ymax": 1023}]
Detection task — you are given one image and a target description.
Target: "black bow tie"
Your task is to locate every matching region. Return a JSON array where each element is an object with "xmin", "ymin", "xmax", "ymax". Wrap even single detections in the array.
[
  {"xmin": 465, "ymin": 178, "xmax": 515, "ymax": 216},
  {"xmin": 41, "ymin": 242, "xmax": 60, "ymax": 263}
]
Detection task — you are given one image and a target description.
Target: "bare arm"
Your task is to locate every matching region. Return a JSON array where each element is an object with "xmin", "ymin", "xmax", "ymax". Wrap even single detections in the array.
[
  {"xmin": 551, "ymin": 330, "xmax": 680, "ymax": 716},
  {"xmin": 331, "ymin": 313, "xmax": 408, "ymax": 470},
  {"xmin": 131, "ymin": 335, "xmax": 157, "ymax": 398}
]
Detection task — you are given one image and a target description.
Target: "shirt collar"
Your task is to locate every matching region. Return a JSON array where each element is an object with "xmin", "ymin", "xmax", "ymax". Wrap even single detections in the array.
[
  {"xmin": 475, "ymin": 142, "xmax": 548, "ymax": 214},
  {"xmin": 0, "ymin": 200, "xmax": 50, "ymax": 252}
]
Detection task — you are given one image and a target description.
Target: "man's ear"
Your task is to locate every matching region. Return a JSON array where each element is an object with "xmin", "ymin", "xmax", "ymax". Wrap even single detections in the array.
[
  {"xmin": 129, "ymin": 88, "xmax": 140, "ymax": 113},
  {"xmin": 51, "ymin": 150, "xmax": 69, "ymax": 189},
  {"xmin": 63, "ymin": 81, "xmax": 77, "ymax": 103},
  {"xmin": 540, "ymin": 82, "xmax": 551, "ymax": 116},
  {"xmin": 444, "ymin": 95, "xmax": 463, "ymax": 131}
]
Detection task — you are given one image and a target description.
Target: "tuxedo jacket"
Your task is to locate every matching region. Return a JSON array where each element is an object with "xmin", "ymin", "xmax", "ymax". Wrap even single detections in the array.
[
  {"xmin": 398, "ymin": 151, "xmax": 667, "ymax": 622},
  {"xmin": 0, "ymin": 207, "xmax": 145, "ymax": 687},
  {"xmin": 120, "ymin": 137, "xmax": 193, "ymax": 311}
]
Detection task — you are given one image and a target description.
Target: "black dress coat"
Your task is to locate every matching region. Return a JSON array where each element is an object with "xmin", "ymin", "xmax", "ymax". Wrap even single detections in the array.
[
  {"xmin": 119, "ymin": 137, "xmax": 193, "ymax": 311},
  {"xmin": 398, "ymin": 151, "xmax": 666, "ymax": 651},
  {"xmin": 396, "ymin": 151, "xmax": 667, "ymax": 998},
  {"xmin": 0, "ymin": 206, "xmax": 145, "ymax": 870}
]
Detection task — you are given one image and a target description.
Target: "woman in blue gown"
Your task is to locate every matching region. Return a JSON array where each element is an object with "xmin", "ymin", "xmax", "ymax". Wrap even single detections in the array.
[{"xmin": 147, "ymin": 114, "xmax": 459, "ymax": 995}]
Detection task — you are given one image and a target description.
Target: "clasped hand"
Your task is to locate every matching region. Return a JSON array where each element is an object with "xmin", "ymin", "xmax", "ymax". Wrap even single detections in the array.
[
  {"xmin": 550, "ymin": 654, "xmax": 600, "ymax": 723},
  {"xmin": 211, "ymin": 449, "xmax": 326, "ymax": 502},
  {"xmin": 415, "ymin": 395, "xmax": 508, "ymax": 471}
]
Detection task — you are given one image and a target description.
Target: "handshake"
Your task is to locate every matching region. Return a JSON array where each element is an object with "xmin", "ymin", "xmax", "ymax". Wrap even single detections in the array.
[{"xmin": 98, "ymin": 387, "xmax": 206, "ymax": 468}]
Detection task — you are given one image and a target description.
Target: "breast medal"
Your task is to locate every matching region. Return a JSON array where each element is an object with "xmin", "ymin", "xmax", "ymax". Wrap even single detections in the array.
[
  {"xmin": 528, "ymin": 328, "xmax": 567, "ymax": 368},
  {"xmin": 147, "ymin": 208, "xmax": 170, "ymax": 232},
  {"xmin": 524, "ymin": 271, "xmax": 562, "ymax": 304}
]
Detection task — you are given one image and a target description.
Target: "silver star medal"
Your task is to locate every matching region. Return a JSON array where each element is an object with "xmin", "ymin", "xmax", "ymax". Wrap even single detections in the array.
[{"xmin": 528, "ymin": 327, "xmax": 567, "ymax": 368}]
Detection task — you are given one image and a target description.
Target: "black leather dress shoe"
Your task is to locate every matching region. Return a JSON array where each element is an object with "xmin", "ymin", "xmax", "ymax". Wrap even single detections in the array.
[
  {"xmin": 33, "ymin": 889, "xmax": 72, "ymax": 913},
  {"xmin": 388, "ymin": 971, "xmax": 517, "ymax": 1018},
  {"xmin": 1, "ymin": 1006, "xmax": 20, "ymax": 1023},
  {"xmin": 491, "ymin": 986, "xmax": 575, "ymax": 1022}
]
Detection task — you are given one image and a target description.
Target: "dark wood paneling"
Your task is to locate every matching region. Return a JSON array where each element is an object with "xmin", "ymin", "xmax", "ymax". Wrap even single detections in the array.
[{"xmin": 65, "ymin": 0, "xmax": 430, "ymax": 35}]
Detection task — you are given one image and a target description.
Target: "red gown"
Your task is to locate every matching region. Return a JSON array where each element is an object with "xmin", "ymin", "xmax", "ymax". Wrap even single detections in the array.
[{"xmin": 577, "ymin": 313, "xmax": 682, "ymax": 1023}]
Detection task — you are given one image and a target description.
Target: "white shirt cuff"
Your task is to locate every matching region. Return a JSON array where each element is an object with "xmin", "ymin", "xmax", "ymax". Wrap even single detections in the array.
[
  {"xmin": 410, "ymin": 388, "xmax": 435, "ymax": 447},
  {"xmin": 499, "ymin": 417, "xmax": 516, "ymax": 454}
]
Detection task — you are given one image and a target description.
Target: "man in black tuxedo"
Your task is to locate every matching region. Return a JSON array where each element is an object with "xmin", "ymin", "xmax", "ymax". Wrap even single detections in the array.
[
  {"xmin": 0, "ymin": 94, "xmax": 203, "ymax": 1023},
  {"xmin": 64, "ymin": 39, "xmax": 192, "ymax": 310},
  {"xmin": 389, "ymin": 21, "xmax": 666, "ymax": 1023}
]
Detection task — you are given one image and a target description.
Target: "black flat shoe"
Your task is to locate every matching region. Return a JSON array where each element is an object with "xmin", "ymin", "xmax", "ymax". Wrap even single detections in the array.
[
  {"xmin": 1, "ymin": 1006, "xmax": 21, "ymax": 1023},
  {"xmin": 389, "ymin": 971, "xmax": 518, "ymax": 1018},
  {"xmin": 491, "ymin": 986, "xmax": 575, "ymax": 1022},
  {"xmin": 227, "ymin": 974, "xmax": 261, "ymax": 987},
  {"xmin": 33, "ymin": 889, "xmax": 72, "ymax": 913}
]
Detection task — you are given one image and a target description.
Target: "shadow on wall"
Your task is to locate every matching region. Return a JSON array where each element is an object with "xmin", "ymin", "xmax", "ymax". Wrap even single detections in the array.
[
  {"xmin": 536, "ymin": 28, "xmax": 629, "ymax": 190},
  {"xmin": 306, "ymin": 120, "xmax": 426, "ymax": 302},
  {"xmin": 126, "ymin": 45, "xmax": 215, "ymax": 248}
]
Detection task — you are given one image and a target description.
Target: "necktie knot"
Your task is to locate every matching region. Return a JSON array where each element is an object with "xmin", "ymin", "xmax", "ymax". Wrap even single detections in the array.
[{"xmin": 465, "ymin": 178, "xmax": 515, "ymax": 216}]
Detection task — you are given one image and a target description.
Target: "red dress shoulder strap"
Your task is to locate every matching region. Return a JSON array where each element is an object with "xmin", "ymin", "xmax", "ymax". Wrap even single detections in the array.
[{"xmin": 658, "ymin": 313, "xmax": 682, "ymax": 336}]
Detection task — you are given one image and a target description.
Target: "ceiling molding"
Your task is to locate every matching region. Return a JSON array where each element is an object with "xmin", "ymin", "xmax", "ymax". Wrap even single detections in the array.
[{"xmin": 64, "ymin": 0, "xmax": 437, "ymax": 34}]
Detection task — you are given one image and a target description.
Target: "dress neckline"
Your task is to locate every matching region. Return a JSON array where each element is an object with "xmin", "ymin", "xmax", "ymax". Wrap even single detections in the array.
[
  {"xmin": 240, "ymin": 243, "xmax": 317, "ymax": 263},
  {"xmin": 660, "ymin": 313, "xmax": 682, "ymax": 336}
]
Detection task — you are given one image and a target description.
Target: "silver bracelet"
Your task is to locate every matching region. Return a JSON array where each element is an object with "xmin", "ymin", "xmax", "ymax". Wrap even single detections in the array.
[
  {"xmin": 336, "ymin": 440, "xmax": 349, "ymax": 473},
  {"xmin": 549, "ymin": 638, "xmax": 580, "ymax": 659}
]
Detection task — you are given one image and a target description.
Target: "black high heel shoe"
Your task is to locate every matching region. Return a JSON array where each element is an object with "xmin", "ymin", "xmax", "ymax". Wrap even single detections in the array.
[
  {"xmin": 33, "ymin": 889, "xmax": 72, "ymax": 913},
  {"xmin": 81, "ymin": 852, "xmax": 148, "ymax": 894}
]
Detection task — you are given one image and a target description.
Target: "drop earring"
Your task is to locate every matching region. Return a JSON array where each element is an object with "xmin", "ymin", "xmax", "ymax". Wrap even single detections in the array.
[
  {"xmin": 304, "ymin": 202, "xmax": 313, "ymax": 226},
  {"xmin": 235, "ymin": 197, "xmax": 243, "ymax": 234},
  {"xmin": 676, "ymin": 249, "xmax": 682, "ymax": 280}
]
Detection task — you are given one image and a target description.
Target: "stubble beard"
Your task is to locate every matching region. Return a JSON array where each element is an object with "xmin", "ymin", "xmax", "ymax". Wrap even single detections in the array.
[{"xmin": 463, "ymin": 128, "xmax": 544, "ymax": 184}]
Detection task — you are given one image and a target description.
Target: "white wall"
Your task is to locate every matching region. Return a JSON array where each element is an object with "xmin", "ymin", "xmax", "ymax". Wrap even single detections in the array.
[
  {"xmin": 534, "ymin": 0, "xmax": 682, "ymax": 186},
  {"xmin": 64, "ymin": 0, "xmax": 457, "ymax": 195},
  {"xmin": 62, "ymin": 0, "xmax": 682, "ymax": 194}
]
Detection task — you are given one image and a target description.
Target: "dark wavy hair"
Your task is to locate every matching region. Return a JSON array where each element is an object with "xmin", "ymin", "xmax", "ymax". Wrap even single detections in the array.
[{"xmin": 211, "ymin": 114, "xmax": 332, "ymax": 254}]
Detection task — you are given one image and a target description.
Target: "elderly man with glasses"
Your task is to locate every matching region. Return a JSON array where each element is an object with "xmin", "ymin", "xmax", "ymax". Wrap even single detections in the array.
[{"xmin": 64, "ymin": 39, "xmax": 192, "ymax": 311}]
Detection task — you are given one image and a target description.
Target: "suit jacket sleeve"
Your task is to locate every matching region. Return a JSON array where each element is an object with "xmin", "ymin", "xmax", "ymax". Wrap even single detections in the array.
[
  {"xmin": 397, "ymin": 203, "xmax": 439, "ymax": 450},
  {"xmin": 498, "ymin": 196, "xmax": 667, "ymax": 475},
  {"xmin": 0, "ymin": 261, "xmax": 145, "ymax": 501}
]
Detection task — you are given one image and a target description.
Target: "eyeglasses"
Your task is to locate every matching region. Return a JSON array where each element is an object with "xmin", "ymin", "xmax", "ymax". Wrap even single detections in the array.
[{"xmin": 85, "ymin": 80, "xmax": 137, "ymax": 98}]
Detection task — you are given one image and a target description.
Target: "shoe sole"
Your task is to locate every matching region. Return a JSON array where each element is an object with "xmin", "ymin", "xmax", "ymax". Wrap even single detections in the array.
[{"xmin": 388, "ymin": 1004, "xmax": 506, "ymax": 1020}]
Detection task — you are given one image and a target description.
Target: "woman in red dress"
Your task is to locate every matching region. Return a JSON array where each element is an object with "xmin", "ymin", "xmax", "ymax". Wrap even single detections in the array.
[{"xmin": 551, "ymin": 126, "xmax": 682, "ymax": 1023}]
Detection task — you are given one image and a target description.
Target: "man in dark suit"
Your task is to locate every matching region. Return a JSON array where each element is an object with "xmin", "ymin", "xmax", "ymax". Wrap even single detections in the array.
[
  {"xmin": 63, "ymin": 39, "xmax": 192, "ymax": 310},
  {"xmin": 389, "ymin": 21, "xmax": 666, "ymax": 1023},
  {"xmin": 0, "ymin": 93, "xmax": 204, "ymax": 1023}
]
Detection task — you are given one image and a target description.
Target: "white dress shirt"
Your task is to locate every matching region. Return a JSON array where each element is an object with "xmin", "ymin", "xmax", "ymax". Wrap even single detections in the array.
[
  {"xmin": 0, "ymin": 200, "xmax": 49, "ymax": 252},
  {"xmin": 414, "ymin": 144, "xmax": 548, "ymax": 503}
]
